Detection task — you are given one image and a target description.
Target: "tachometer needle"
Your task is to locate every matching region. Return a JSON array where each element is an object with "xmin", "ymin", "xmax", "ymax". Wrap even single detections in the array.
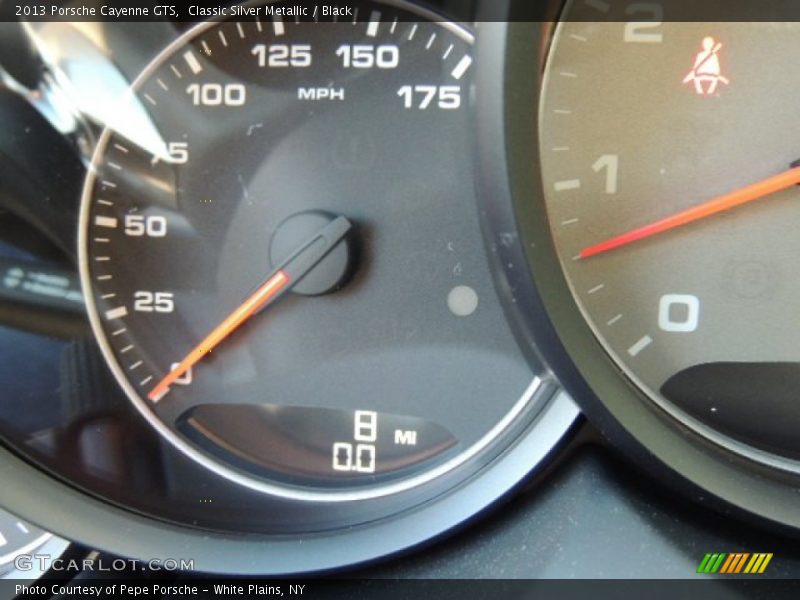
[
  {"xmin": 148, "ymin": 216, "xmax": 351, "ymax": 401},
  {"xmin": 579, "ymin": 166, "xmax": 800, "ymax": 259}
]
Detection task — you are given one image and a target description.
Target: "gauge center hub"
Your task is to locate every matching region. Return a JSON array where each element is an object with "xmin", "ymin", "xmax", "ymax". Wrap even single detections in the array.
[{"xmin": 269, "ymin": 210, "xmax": 354, "ymax": 296}]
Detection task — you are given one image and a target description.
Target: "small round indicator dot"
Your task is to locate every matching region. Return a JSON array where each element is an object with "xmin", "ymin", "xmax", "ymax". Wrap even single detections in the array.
[{"xmin": 448, "ymin": 285, "xmax": 479, "ymax": 317}]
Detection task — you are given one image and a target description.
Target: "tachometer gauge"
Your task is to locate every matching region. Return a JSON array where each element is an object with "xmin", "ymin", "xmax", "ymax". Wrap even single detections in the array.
[
  {"xmin": 499, "ymin": 4, "xmax": 800, "ymax": 530},
  {"xmin": 540, "ymin": 17, "xmax": 800, "ymax": 470},
  {"xmin": 77, "ymin": 0, "xmax": 575, "ymax": 523}
]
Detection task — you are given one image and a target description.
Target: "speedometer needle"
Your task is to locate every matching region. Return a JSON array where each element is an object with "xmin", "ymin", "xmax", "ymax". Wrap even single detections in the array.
[
  {"xmin": 148, "ymin": 216, "xmax": 352, "ymax": 402},
  {"xmin": 579, "ymin": 166, "xmax": 800, "ymax": 259}
]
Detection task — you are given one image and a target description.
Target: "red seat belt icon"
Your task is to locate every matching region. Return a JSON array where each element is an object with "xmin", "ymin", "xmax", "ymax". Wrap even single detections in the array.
[{"xmin": 683, "ymin": 37, "xmax": 729, "ymax": 96}]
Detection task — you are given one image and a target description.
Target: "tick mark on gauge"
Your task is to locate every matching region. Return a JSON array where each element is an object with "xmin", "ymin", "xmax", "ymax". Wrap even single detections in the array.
[
  {"xmin": 113, "ymin": 143, "xmax": 129, "ymax": 154},
  {"xmin": 607, "ymin": 314, "xmax": 623, "ymax": 327},
  {"xmin": 95, "ymin": 216, "xmax": 118, "ymax": 228},
  {"xmin": 408, "ymin": 24, "xmax": 418, "ymax": 40},
  {"xmin": 201, "ymin": 40, "xmax": 212, "ymax": 55},
  {"xmin": 183, "ymin": 50, "xmax": 203, "ymax": 74},
  {"xmin": 105, "ymin": 307, "xmax": 128, "ymax": 321},
  {"xmin": 236, "ymin": 22, "xmax": 245, "ymax": 38},
  {"xmin": 451, "ymin": 55, "xmax": 473, "ymax": 80},
  {"xmin": 560, "ymin": 71, "xmax": 578, "ymax": 78},
  {"xmin": 366, "ymin": 11, "xmax": 380, "ymax": 37},
  {"xmin": 628, "ymin": 335, "xmax": 653, "ymax": 357},
  {"xmin": 443, "ymin": 44, "xmax": 454, "ymax": 59},
  {"xmin": 570, "ymin": 34, "xmax": 588, "ymax": 42},
  {"xmin": 129, "ymin": 361, "xmax": 143, "ymax": 371},
  {"xmin": 554, "ymin": 179, "xmax": 581, "ymax": 192},
  {"xmin": 390, "ymin": 18, "xmax": 398, "ymax": 34},
  {"xmin": 170, "ymin": 64, "xmax": 182, "ymax": 78},
  {"xmin": 426, "ymin": 33, "xmax": 437, "ymax": 49},
  {"xmin": 587, "ymin": 284, "xmax": 605, "ymax": 295},
  {"xmin": 448, "ymin": 285, "xmax": 479, "ymax": 317},
  {"xmin": 156, "ymin": 78, "xmax": 168, "ymax": 91},
  {"xmin": 218, "ymin": 31, "xmax": 228, "ymax": 47}
]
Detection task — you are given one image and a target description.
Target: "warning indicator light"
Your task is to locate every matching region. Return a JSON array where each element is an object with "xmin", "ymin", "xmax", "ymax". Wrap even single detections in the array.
[{"xmin": 683, "ymin": 36, "xmax": 729, "ymax": 96}]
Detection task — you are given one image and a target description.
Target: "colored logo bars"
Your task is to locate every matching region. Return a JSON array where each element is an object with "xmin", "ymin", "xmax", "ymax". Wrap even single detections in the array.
[{"xmin": 697, "ymin": 553, "xmax": 773, "ymax": 575}]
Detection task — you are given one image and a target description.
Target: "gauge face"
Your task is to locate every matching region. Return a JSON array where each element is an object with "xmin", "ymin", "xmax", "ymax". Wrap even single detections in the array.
[
  {"xmin": 80, "ymin": 2, "xmax": 541, "ymax": 501},
  {"xmin": 540, "ymin": 13, "xmax": 800, "ymax": 468}
]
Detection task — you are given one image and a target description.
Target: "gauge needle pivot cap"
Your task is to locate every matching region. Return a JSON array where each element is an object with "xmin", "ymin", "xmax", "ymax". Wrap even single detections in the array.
[{"xmin": 148, "ymin": 216, "xmax": 352, "ymax": 401}]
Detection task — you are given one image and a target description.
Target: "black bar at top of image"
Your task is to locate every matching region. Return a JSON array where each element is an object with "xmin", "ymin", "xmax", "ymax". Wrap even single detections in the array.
[{"xmin": 4, "ymin": 0, "xmax": 800, "ymax": 23}]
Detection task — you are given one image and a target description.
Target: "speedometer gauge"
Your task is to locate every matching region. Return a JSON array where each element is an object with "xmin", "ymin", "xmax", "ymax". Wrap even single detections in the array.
[
  {"xmin": 77, "ymin": 0, "xmax": 568, "ymax": 508},
  {"xmin": 1, "ymin": 9, "xmax": 580, "ymax": 570}
]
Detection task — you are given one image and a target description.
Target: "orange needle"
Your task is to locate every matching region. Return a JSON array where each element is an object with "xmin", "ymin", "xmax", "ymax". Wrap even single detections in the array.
[
  {"xmin": 147, "ymin": 270, "xmax": 290, "ymax": 401},
  {"xmin": 147, "ymin": 215, "xmax": 352, "ymax": 403},
  {"xmin": 580, "ymin": 166, "xmax": 800, "ymax": 259}
]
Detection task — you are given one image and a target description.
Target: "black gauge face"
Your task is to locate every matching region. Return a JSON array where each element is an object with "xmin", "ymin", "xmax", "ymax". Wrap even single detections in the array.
[
  {"xmin": 540, "ymin": 11, "xmax": 800, "ymax": 468},
  {"xmin": 80, "ymin": 2, "xmax": 541, "ymax": 500}
]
